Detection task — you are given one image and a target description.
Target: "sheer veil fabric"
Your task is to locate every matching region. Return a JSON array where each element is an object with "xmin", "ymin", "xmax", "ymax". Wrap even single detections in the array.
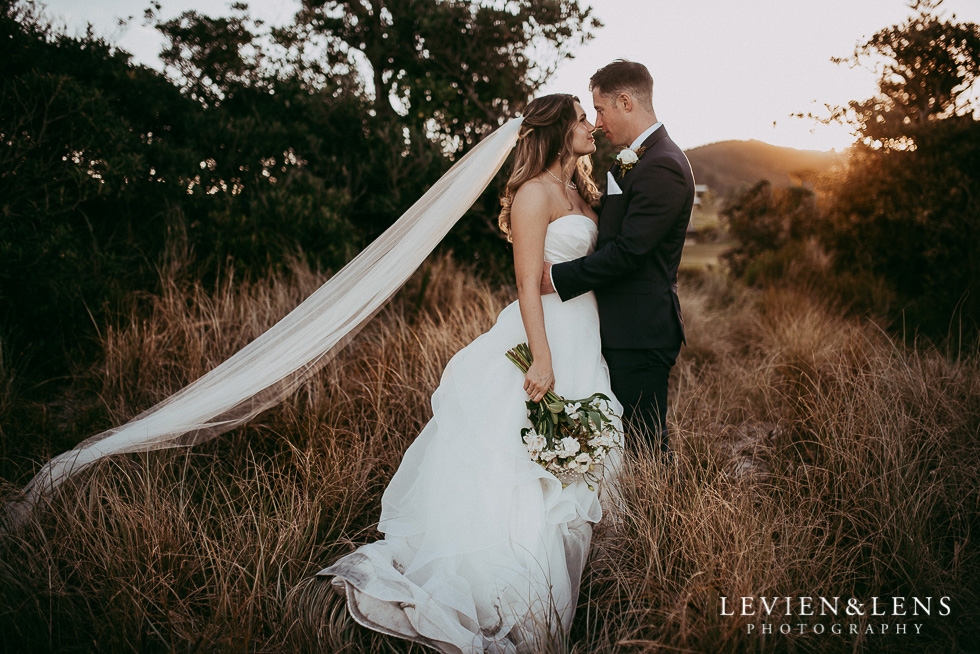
[{"xmin": 2, "ymin": 118, "xmax": 524, "ymax": 531}]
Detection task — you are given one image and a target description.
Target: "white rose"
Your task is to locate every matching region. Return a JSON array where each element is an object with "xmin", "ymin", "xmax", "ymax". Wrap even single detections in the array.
[
  {"xmin": 575, "ymin": 453, "xmax": 592, "ymax": 467},
  {"xmin": 524, "ymin": 433, "xmax": 547, "ymax": 452},
  {"xmin": 559, "ymin": 437, "xmax": 580, "ymax": 457},
  {"xmin": 601, "ymin": 429, "xmax": 622, "ymax": 447},
  {"xmin": 540, "ymin": 450, "xmax": 557, "ymax": 462},
  {"xmin": 617, "ymin": 149, "xmax": 639, "ymax": 165}
]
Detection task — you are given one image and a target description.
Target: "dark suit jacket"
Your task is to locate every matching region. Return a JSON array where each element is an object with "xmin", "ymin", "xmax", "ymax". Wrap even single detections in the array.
[{"xmin": 551, "ymin": 125, "xmax": 694, "ymax": 349}]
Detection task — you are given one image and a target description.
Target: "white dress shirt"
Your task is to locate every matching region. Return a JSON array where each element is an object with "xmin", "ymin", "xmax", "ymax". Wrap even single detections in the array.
[
  {"xmin": 548, "ymin": 121, "xmax": 664, "ymax": 293},
  {"xmin": 628, "ymin": 121, "xmax": 662, "ymax": 151}
]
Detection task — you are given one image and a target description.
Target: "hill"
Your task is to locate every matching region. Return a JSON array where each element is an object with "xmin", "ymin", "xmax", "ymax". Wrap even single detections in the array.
[{"xmin": 684, "ymin": 139, "xmax": 843, "ymax": 196}]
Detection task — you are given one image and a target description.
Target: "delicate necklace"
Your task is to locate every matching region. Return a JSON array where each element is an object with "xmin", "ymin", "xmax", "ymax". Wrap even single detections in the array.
[{"xmin": 546, "ymin": 169, "xmax": 576, "ymax": 189}]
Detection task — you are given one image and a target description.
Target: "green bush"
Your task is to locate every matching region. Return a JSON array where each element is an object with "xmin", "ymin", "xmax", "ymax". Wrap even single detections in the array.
[
  {"xmin": 721, "ymin": 181, "xmax": 821, "ymax": 279},
  {"xmin": 827, "ymin": 117, "xmax": 980, "ymax": 338}
]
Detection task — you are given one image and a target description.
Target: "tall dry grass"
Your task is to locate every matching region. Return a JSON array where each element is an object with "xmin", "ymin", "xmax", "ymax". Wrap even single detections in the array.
[{"xmin": 0, "ymin": 253, "xmax": 977, "ymax": 653}]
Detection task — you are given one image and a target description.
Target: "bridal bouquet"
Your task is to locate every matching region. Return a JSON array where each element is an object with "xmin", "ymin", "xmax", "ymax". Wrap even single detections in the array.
[{"xmin": 505, "ymin": 343, "xmax": 623, "ymax": 488}]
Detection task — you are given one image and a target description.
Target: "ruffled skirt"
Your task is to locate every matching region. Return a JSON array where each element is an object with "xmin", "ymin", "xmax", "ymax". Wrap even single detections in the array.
[{"xmin": 318, "ymin": 292, "xmax": 622, "ymax": 653}]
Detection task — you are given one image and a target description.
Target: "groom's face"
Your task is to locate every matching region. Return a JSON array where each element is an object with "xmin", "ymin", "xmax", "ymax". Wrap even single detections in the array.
[{"xmin": 592, "ymin": 88, "xmax": 629, "ymax": 147}]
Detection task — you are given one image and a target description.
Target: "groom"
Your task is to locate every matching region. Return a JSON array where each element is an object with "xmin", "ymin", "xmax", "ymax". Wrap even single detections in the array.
[{"xmin": 542, "ymin": 60, "xmax": 695, "ymax": 457}]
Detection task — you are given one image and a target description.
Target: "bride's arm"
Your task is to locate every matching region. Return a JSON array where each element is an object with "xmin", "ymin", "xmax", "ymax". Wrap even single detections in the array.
[{"xmin": 510, "ymin": 183, "xmax": 554, "ymax": 403}]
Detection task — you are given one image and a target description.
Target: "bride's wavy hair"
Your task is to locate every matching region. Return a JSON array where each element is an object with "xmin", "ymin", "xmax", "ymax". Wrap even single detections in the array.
[{"xmin": 498, "ymin": 94, "xmax": 601, "ymax": 240}]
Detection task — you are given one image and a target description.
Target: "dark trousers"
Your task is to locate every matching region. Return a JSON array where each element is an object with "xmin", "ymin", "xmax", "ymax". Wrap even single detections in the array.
[{"xmin": 603, "ymin": 345, "xmax": 680, "ymax": 456}]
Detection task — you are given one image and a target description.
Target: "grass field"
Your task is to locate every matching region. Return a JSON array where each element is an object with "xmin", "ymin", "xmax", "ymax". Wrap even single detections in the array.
[
  {"xmin": 681, "ymin": 241, "xmax": 733, "ymax": 271},
  {"xmin": 1, "ymin": 253, "xmax": 978, "ymax": 653}
]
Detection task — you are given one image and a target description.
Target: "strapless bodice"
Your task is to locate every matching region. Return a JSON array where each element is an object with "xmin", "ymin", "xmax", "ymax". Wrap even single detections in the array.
[{"xmin": 544, "ymin": 214, "xmax": 597, "ymax": 264}]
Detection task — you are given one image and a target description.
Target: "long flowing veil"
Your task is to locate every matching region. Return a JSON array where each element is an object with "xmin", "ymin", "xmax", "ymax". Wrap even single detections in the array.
[{"xmin": 2, "ymin": 117, "xmax": 524, "ymax": 532}]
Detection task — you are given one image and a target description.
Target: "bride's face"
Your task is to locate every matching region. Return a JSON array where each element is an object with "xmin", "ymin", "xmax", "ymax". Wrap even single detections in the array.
[{"xmin": 569, "ymin": 101, "xmax": 597, "ymax": 157}]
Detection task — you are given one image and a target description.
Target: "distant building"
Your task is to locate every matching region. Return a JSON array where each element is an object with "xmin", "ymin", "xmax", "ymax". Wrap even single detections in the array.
[{"xmin": 689, "ymin": 184, "xmax": 710, "ymax": 233}]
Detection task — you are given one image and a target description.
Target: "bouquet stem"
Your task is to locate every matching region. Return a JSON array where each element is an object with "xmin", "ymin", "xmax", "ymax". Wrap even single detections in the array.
[{"xmin": 505, "ymin": 343, "xmax": 563, "ymax": 405}]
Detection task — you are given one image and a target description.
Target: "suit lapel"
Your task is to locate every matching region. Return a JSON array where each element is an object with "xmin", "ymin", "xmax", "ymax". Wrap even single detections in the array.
[
  {"xmin": 600, "ymin": 126, "xmax": 668, "ymax": 212},
  {"xmin": 610, "ymin": 126, "xmax": 667, "ymax": 185},
  {"xmin": 640, "ymin": 124, "xmax": 669, "ymax": 151}
]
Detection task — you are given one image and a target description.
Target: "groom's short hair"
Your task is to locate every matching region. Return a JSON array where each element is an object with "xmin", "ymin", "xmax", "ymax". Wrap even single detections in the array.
[{"xmin": 590, "ymin": 60, "xmax": 654, "ymax": 109}]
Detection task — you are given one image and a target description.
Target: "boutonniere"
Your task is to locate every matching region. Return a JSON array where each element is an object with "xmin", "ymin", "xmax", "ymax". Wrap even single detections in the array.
[{"xmin": 615, "ymin": 146, "xmax": 646, "ymax": 174}]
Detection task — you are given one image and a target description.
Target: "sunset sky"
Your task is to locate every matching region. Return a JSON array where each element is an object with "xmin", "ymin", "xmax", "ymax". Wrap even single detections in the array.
[{"xmin": 39, "ymin": 0, "xmax": 980, "ymax": 151}]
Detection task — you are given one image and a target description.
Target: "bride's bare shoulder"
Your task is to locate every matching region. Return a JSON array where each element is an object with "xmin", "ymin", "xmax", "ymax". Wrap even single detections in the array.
[{"xmin": 511, "ymin": 178, "xmax": 554, "ymax": 226}]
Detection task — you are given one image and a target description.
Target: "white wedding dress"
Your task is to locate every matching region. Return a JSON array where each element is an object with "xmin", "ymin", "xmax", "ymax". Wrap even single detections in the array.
[{"xmin": 318, "ymin": 214, "xmax": 623, "ymax": 653}]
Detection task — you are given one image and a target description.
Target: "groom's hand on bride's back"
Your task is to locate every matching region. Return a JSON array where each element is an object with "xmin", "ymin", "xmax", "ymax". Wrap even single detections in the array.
[{"xmin": 540, "ymin": 262, "xmax": 555, "ymax": 295}]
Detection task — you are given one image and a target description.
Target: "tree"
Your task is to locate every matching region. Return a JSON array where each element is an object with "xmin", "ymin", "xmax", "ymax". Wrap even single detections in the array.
[
  {"xmin": 827, "ymin": 0, "xmax": 980, "ymax": 150},
  {"xmin": 0, "ymin": 0, "xmax": 206, "ymax": 372},
  {"xmin": 0, "ymin": 0, "xmax": 601, "ymax": 388},
  {"xmin": 724, "ymin": 2, "xmax": 980, "ymax": 337},
  {"xmin": 824, "ymin": 0, "xmax": 980, "ymax": 338},
  {"xmin": 156, "ymin": 2, "xmax": 263, "ymax": 106},
  {"xmin": 0, "ymin": 1, "xmax": 363, "ymax": 380},
  {"xmin": 297, "ymin": 0, "xmax": 600, "ymax": 149}
]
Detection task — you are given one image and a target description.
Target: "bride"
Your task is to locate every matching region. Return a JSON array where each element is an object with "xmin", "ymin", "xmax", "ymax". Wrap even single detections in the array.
[{"xmin": 318, "ymin": 94, "xmax": 624, "ymax": 653}]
